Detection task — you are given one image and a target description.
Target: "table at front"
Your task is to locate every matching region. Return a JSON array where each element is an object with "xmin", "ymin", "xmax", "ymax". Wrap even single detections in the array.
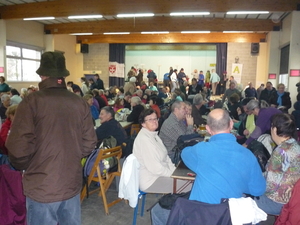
[
  {"xmin": 171, "ymin": 161, "xmax": 195, "ymax": 193},
  {"xmin": 95, "ymin": 119, "xmax": 133, "ymax": 129}
]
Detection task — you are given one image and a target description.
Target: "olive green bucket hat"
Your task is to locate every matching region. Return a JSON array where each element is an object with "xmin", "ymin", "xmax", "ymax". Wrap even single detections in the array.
[{"xmin": 36, "ymin": 51, "xmax": 70, "ymax": 77}]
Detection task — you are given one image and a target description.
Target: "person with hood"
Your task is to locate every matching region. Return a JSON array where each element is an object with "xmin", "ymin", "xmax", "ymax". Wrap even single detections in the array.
[
  {"xmin": 6, "ymin": 52, "xmax": 97, "ymax": 225},
  {"xmin": 124, "ymin": 77, "xmax": 137, "ymax": 95}
]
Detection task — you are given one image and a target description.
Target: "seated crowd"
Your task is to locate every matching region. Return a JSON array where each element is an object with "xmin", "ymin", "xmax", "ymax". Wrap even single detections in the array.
[{"xmin": 1, "ymin": 65, "xmax": 300, "ymax": 225}]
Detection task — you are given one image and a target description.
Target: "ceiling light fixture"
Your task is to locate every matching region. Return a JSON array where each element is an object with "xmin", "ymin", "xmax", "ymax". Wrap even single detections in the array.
[
  {"xmin": 223, "ymin": 31, "xmax": 254, "ymax": 33},
  {"xmin": 141, "ymin": 31, "xmax": 169, "ymax": 34},
  {"xmin": 117, "ymin": 13, "xmax": 154, "ymax": 18},
  {"xmin": 70, "ymin": 33, "xmax": 93, "ymax": 35},
  {"xmin": 181, "ymin": 31, "xmax": 211, "ymax": 33},
  {"xmin": 23, "ymin": 17, "xmax": 55, "ymax": 20},
  {"xmin": 226, "ymin": 11, "xmax": 269, "ymax": 15},
  {"xmin": 170, "ymin": 12, "xmax": 210, "ymax": 16},
  {"xmin": 68, "ymin": 15, "xmax": 103, "ymax": 19},
  {"xmin": 103, "ymin": 32, "xmax": 130, "ymax": 35}
]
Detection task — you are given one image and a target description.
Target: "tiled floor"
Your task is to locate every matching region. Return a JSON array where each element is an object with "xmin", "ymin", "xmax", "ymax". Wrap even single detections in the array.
[{"xmin": 81, "ymin": 181, "xmax": 276, "ymax": 225}]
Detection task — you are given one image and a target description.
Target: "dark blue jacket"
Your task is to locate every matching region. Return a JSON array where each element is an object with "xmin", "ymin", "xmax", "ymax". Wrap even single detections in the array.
[
  {"xmin": 167, "ymin": 197, "xmax": 232, "ymax": 225},
  {"xmin": 96, "ymin": 119, "xmax": 127, "ymax": 146}
]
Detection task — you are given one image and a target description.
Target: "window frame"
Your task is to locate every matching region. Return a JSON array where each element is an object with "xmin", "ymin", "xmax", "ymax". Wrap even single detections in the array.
[{"xmin": 6, "ymin": 41, "xmax": 44, "ymax": 82}]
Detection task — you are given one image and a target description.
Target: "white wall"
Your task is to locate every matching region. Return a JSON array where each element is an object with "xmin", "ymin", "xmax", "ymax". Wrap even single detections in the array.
[
  {"xmin": 125, "ymin": 49, "xmax": 216, "ymax": 81},
  {"xmin": 5, "ymin": 20, "xmax": 45, "ymax": 91},
  {"xmin": 53, "ymin": 34, "xmax": 83, "ymax": 84},
  {"xmin": 6, "ymin": 20, "xmax": 44, "ymax": 47}
]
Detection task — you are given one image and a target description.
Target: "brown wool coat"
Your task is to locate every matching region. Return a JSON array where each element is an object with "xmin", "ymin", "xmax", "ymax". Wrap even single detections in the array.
[{"xmin": 6, "ymin": 78, "xmax": 97, "ymax": 203}]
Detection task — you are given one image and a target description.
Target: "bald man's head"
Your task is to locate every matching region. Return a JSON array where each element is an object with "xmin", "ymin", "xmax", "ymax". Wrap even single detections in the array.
[{"xmin": 207, "ymin": 109, "xmax": 231, "ymax": 133}]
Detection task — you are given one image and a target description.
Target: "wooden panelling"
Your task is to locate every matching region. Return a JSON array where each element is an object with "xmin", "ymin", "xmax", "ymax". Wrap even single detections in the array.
[
  {"xmin": 44, "ymin": 17, "xmax": 276, "ymax": 34},
  {"xmin": 0, "ymin": 0, "xmax": 298, "ymax": 19},
  {"xmin": 76, "ymin": 33, "xmax": 267, "ymax": 44}
]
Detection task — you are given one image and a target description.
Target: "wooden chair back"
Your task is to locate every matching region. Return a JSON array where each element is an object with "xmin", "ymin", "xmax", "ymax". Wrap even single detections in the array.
[
  {"xmin": 130, "ymin": 124, "xmax": 141, "ymax": 136},
  {"xmin": 80, "ymin": 145, "xmax": 122, "ymax": 215}
]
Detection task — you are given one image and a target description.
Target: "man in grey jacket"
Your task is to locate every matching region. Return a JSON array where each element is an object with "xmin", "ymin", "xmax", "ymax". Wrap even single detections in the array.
[{"xmin": 7, "ymin": 52, "xmax": 97, "ymax": 225}]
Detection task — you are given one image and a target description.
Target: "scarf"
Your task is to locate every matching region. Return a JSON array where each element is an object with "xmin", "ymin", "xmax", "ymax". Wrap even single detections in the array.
[{"xmin": 277, "ymin": 91, "xmax": 284, "ymax": 106}]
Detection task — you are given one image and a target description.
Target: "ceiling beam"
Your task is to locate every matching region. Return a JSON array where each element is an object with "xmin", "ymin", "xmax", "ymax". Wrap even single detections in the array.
[
  {"xmin": 76, "ymin": 33, "xmax": 267, "ymax": 44},
  {"xmin": 0, "ymin": 0, "xmax": 298, "ymax": 19},
  {"xmin": 44, "ymin": 17, "xmax": 277, "ymax": 34}
]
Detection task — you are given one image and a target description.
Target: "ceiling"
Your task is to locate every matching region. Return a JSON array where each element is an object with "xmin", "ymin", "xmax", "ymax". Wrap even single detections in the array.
[{"xmin": 0, "ymin": 0, "xmax": 299, "ymax": 43}]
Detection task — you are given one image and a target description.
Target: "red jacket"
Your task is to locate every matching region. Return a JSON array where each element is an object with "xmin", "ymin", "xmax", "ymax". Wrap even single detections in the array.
[
  {"xmin": 0, "ymin": 119, "xmax": 11, "ymax": 155},
  {"xmin": 275, "ymin": 179, "xmax": 300, "ymax": 225}
]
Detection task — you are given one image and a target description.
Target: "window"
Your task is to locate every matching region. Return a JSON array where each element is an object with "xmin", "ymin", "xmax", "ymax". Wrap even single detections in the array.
[{"xmin": 6, "ymin": 44, "xmax": 42, "ymax": 82}]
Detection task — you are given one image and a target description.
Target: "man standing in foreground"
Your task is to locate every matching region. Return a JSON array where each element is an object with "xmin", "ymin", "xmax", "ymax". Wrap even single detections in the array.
[
  {"xmin": 151, "ymin": 109, "xmax": 266, "ymax": 224},
  {"xmin": 7, "ymin": 52, "xmax": 97, "ymax": 225}
]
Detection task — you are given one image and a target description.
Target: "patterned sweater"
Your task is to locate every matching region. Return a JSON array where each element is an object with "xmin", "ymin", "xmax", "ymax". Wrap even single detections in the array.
[{"xmin": 265, "ymin": 138, "xmax": 300, "ymax": 204}]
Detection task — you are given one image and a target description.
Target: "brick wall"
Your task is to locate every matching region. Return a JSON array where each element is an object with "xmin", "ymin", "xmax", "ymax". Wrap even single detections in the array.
[
  {"xmin": 83, "ymin": 43, "xmax": 109, "ymax": 88},
  {"xmin": 227, "ymin": 43, "xmax": 257, "ymax": 88}
]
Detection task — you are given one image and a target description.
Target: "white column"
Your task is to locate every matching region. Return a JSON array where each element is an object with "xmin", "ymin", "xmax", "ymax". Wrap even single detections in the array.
[
  {"xmin": 44, "ymin": 34, "xmax": 54, "ymax": 52},
  {"xmin": 266, "ymin": 31, "xmax": 281, "ymax": 86},
  {"xmin": 0, "ymin": 20, "xmax": 6, "ymax": 76},
  {"xmin": 288, "ymin": 11, "xmax": 300, "ymax": 103}
]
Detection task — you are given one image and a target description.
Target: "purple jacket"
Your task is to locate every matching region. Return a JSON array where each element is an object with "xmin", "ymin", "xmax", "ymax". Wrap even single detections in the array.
[
  {"xmin": 245, "ymin": 107, "xmax": 281, "ymax": 145},
  {"xmin": 0, "ymin": 165, "xmax": 26, "ymax": 225}
]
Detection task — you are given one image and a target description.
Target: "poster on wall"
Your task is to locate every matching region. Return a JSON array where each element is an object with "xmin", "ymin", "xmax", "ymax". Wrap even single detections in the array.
[
  {"xmin": 231, "ymin": 63, "xmax": 243, "ymax": 84},
  {"xmin": 109, "ymin": 62, "xmax": 125, "ymax": 78}
]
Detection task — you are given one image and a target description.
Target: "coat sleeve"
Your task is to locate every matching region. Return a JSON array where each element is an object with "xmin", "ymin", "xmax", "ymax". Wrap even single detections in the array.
[
  {"xmin": 81, "ymin": 105, "xmax": 97, "ymax": 157},
  {"xmin": 6, "ymin": 98, "xmax": 36, "ymax": 170}
]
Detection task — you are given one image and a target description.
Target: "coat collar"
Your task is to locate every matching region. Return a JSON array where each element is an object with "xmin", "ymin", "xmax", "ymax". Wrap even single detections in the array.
[{"xmin": 38, "ymin": 77, "xmax": 67, "ymax": 90}]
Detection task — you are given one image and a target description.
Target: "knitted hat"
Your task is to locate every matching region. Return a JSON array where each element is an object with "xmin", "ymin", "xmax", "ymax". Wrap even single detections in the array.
[
  {"xmin": 36, "ymin": 52, "xmax": 70, "ymax": 77},
  {"xmin": 130, "ymin": 77, "xmax": 136, "ymax": 83}
]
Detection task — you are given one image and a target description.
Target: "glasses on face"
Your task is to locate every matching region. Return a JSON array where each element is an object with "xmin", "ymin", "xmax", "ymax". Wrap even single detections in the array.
[{"xmin": 144, "ymin": 118, "xmax": 159, "ymax": 122}]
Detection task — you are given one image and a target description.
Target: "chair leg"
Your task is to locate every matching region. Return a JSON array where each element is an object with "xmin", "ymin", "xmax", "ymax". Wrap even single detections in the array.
[
  {"xmin": 132, "ymin": 200, "xmax": 139, "ymax": 225},
  {"xmin": 140, "ymin": 194, "xmax": 146, "ymax": 217}
]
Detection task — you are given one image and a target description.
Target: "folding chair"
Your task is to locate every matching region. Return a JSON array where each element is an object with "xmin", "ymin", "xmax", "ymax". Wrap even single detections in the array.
[
  {"xmin": 130, "ymin": 124, "xmax": 141, "ymax": 136},
  {"xmin": 80, "ymin": 146, "xmax": 123, "ymax": 215}
]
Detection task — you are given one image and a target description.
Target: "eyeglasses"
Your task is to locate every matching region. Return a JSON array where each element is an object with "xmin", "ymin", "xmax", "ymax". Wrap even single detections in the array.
[{"xmin": 145, "ymin": 118, "xmax": 159, "ymax": 122}]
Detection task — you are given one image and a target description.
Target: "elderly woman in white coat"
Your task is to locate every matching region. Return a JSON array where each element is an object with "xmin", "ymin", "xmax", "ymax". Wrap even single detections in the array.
[{"xmin": 133, "ymin": 108, "xmax": 191, "ymax": 193}]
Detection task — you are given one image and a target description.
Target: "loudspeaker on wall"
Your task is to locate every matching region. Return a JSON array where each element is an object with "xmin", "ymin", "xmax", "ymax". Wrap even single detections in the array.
[
  {"xmin": 251, "ymin": 43, "xmax": 259, "ymax": 54},
  {"xmin": 81, "ymin": 44, "xmax": 89, "ymax": 53}
]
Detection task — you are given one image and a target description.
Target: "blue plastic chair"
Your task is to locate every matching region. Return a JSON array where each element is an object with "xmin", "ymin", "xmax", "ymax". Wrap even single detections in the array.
[{"xmin": 132, "ymin": 190, "xmax": 147, "ymax": 225}]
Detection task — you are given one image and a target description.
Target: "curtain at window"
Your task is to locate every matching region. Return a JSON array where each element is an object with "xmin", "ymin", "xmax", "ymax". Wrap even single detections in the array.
[
  {"xmin": 109, "ymin": 44, "xmax": 125, "ymax": 87},
  {"xmin": 216, "ymin": 43, "xmax": 227, "ymax": 77}
]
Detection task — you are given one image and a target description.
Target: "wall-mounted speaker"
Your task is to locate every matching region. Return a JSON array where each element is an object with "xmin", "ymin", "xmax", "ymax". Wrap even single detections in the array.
[
  {"xmin": 81, "ymin": 44, "xmax": 89, "ymax": 53},
  {"xmin": 251, "ymin": 43, "xmax": 259, "ymax": 54}
]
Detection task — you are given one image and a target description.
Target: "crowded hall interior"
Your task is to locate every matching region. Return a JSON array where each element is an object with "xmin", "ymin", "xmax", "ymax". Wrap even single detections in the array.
[{"xmin": 1, "ymin": 0, "xmax": 300, "ymax": 225}]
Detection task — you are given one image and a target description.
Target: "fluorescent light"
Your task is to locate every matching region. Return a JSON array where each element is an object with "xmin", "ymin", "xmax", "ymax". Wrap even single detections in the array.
[
  {"xmin": 223, "ymin": 31, "xmax": 254, "ymax": 33},
  {"xmin": 68, "ymin": 15, "xmax": 103, "ymax": 19},
  {"xmin": 181, "ymin": 31, "xmax": 211, "ymax": 33},
  {"xmin": 117, "ymin": 13, "xmax": 154, "ymax": 18},
  {"xmin": 23, "ymin": 17, "xmax": 55, "ymax": 20},
  {"xmin": 70, "ymin": 33, "xmax": 93, "ymax": 35},
  {"xmin": 141, "ymin": 31, "xmax": 169, "ymax": 34},
  {"xmin": 170, "ymin": 12, "xmax": 210, "ymax": 16},
  {"xmin": 226, "ymin": 11, "xmax": 269, "ymax": 15},
  {"xmin": 103, "ymin": 32, "xmax": 130, "ymax": 35}
]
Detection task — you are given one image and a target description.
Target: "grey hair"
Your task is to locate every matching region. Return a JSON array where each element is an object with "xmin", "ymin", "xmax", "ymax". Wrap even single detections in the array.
[
  {"xmin": 136, "ymin": 89, "xmax": 143, "ymax": 95},
  {"xmin": 193, "ymin": 94, "xmax": 204, "ymax": 105},
  {"xmin": 246, "ymin": 99, "xmax": 260, "ymax": 111},
  {"xmin": 131, "ymin": 96, "xmax": 142, "ymax": 105},
  {"xmin": 98, "ymin": 89, "xmax": 104, "ymax": 95},
  {"xmin": 101, "ymin": 106, "xmax": 115, "ymax": 118},
  {"xmin": 171, "ymin": 100, "xmax": 183, "ymax": 112},
  {"xmin": 207, "ymin": 109, "xmax": 231, "ymax": 132},
  {"xmin": 1, "ymin": 94, "xmax": 10, "ymax": 102}
]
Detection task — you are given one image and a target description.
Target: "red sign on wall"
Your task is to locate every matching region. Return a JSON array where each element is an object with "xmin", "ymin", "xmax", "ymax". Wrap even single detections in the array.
[
  {"xmin": 268, "ymin": 73, "xmax": 276, "ymax": 79},
  {"xmin": 0, "ymin": 67, "xmax": 4, "ymax": 73},
  {"xmin": 290, "ymin": 69, "xmax": 300, "ymax": 77}
]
